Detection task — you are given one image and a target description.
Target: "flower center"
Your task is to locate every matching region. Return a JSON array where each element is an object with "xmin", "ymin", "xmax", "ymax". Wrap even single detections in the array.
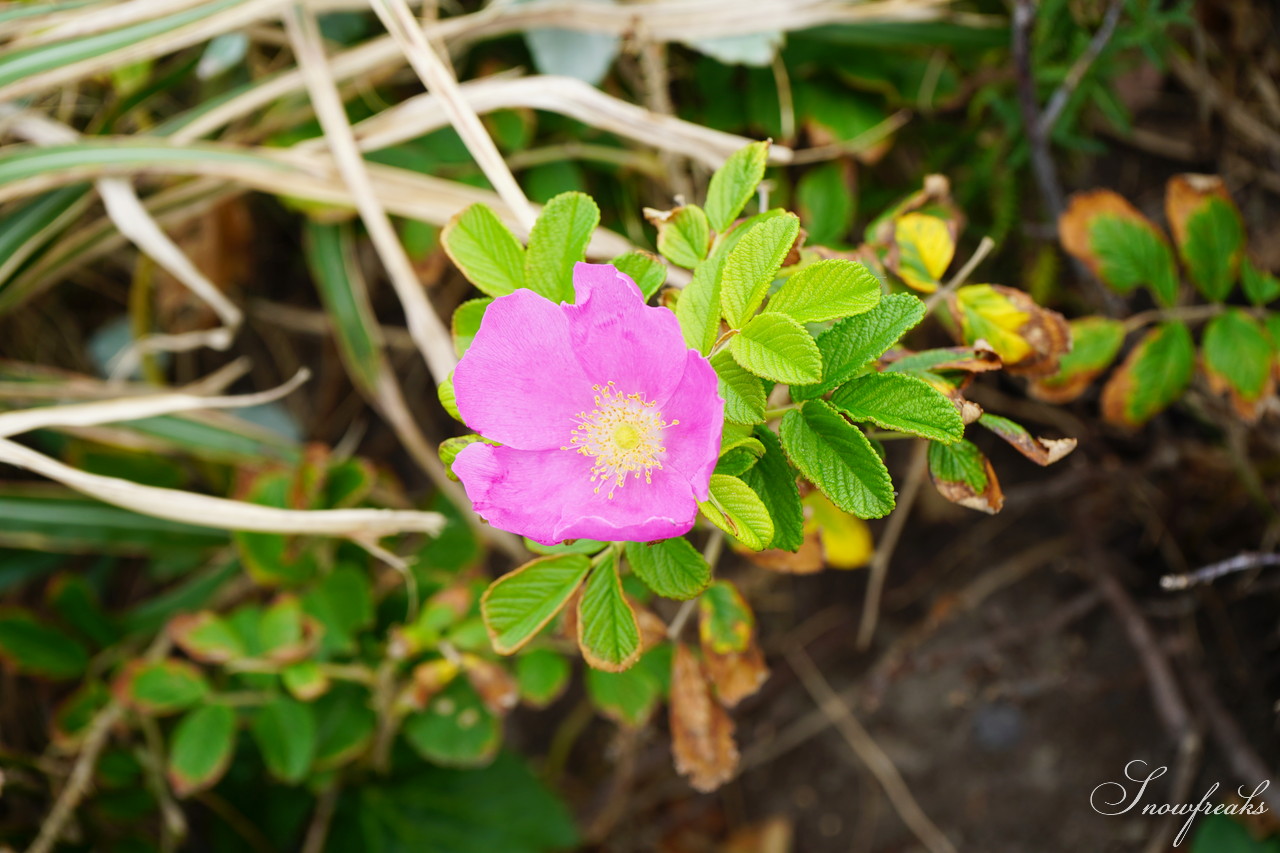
[{"xmin": 564, "ymin": 382, "xmax": 677, "ymax": 499}]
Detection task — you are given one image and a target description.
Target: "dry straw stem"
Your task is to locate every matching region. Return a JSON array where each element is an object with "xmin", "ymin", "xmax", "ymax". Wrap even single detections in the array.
[
  {"xmin": 6, "ymin": 0, "xmax": 216, "ymax": 46},
  {"xmin": 370, "ymin": 0, "xmax": 536, "ymax": 232},
  {"xmin": 166, "ymin": 0, "xmax": 966, "ymax": 143},
  {"xmin": 340, "ymin": 74, "xmax": 795, "ymax": 171},
  {"xmin": 285, "ymin": 3, "xmax": 458, "ymax": 387}
]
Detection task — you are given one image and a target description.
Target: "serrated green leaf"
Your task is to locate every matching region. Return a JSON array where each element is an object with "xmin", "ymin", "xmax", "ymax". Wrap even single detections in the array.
[
  {"xmin": 251, "ymin": 696, "xmax": 316, "ymax": 783},
  {"xmin": 1202, "ymin": 309, "xmax": 1273, "ymax": 417},
  {"xmin": 791, "ymin": 292, "xmax": 926, "ymax": 400},
  {"xmin": 698, "ymin": 581, "xmax": 753, "ymax": 654},
  {"xmin": 117, "ymin": 659, "xmax": 209, "ymax": 716},
  {"xmin": 927, "ymin": 439, "xmax": 1002, "ymax": 513},
  {"xmin": 441, "ymin": 203, "xmax": 526, "ymax": 297},
  {"xmin": 655, "ymin": 205, "xmax": 710, "ymax": 269},
  {"xmin": 586, "ymin": 644, "xmax": 671, "ymax": 728},
  {"xmin": 740, "ymin": 425, "xmax": 804, "ymax": 551},
  {"xmin": 515, "ymin": 649, "xmax": 570, "ymax": 708},
  {"xmin": 699, "ymin": 474, "xmax": 775, "ymax": 551},
  {"xmin": 610, "ymin": 251, "xmax": 667, "ymax": 299},
  {"xmin": 577, "ymin": 551, "xmax": 641, "ymax": 672},
  {"xmin": 714, "ymin": 447, "xmax": 758, "ymax": 477},
  {"xmin": 780, "ymin": 401, "xmax": 895, "ymax": 519},
  {"xmin": 168, "ymin": 703, "xmax": 235, "ymax": 797},
  {"xmin": 831, "ymin": 371, "xmax": 963, "ymax": 443},
  {"xmin": 1182, "ymin": 196, "xmax": 1243, "ymax": 302},
  {"xmin": 730, "ymin": 312, "xmax": 822, "ymax": 384},
  {"xmin": 525, "ymin": 191, "xmax": 599, "ymax": 302},
  {"xmin": 0, "ymin": 609, "xmax": 88, "ymax": 679},
  {"xmin": 766, "ymin": 259, "xmax": 880, "ymax": 323},
  {"xmin": 1087, "ymin": 213, "xmax": 1179, "ymax": 305},
  {"xmin": 402, "ymin": 678, "xmax": 500, "ymax": 767},
  {"xmin": 675, "ymin": 253, "xmax": 723, "ymax": 354},
  {"xmin": 711, "ymin": 350, "xmax": 766, "ymax": 424},
  {"xmin": 624, "ymin": 538, "xmax": 711, "ymax": 601},
  {"xmin": 1101, "ymin": 322, "xmax": 1194, "ymax": 427},
  {"xmin": 720, "ymin": 213, "xmax": 800, "ymax": 328},
  {"xmin": 1242, "ymin": 260, "xmax": 1280, "ymax": 306},
  {"xmin": 481, "ymin": 554, "xmax": 592, "ymax": 655},
  {"xmin": 452, "ymin": 297, "xmax": 492, "ymax": 357},
  {"xmin": 705, "ymin": 141, "xmax": 770, "ymax": 233}
]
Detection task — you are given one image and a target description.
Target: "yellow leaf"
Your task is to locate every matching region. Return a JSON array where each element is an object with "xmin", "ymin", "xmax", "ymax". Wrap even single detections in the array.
[
  {"xmin": 953, "ymin": 284, "xmax": 1034, "ymax": 364},
  {"xmin": 894, "ymin": 213, "xmax": 955, "ymax": 292},
  {"xmin": 803, "ymin": 492, "xmax": 873, "ymax": 569}
]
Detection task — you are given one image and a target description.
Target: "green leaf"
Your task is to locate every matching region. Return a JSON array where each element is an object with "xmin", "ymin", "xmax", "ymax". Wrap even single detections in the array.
[
  {"xmin": 515, "ymin": 649, "xmax": 571, "ymax": 708},
  {"xmin": 796, "ymin": 161, "xmax": 853, "ymax": 246},
  {"xmin": 704, "ymin": 140, "xmax": 770, "ymax": 233},
  {"xmin": 698, "ymin": 474, "xmax": 775, "ymax": 551},
  {"xmin": 525, "ymin": 191, "xmax": 599, "ymax": 302},
  {"xmin": 698, "ymin": 581, "xmax": 753, "ymax": 654},
  {"xmin": 791, "ymin": 292, "xmax": 926, "ymax": 400},
  {"xmin": 780, "ymin": 401, "xmax": 895, "ymax": 519},
  {"xmin": 46, "ymin": 574, "xmax": 117, "ymax": 648},
  {"xmin": 167, "ymin": 611, "xmax": 245, "ymax": 663},
  {"xmin": 304, "ymin": 221, "xmax": 386, "ymax": 395},
  {"xmin": 441, "ymin": 203, "xmax": 526, "ymax": 297},
  {"xmin": 586, "ymin": 644, "xmax": 671, "ymax": 727},
  {"xmin": 766, "ymin": 259, "xmax": 880, "ymax": 323},
  {"xmin": 711, "ymin": 350, "xmax": 766, "ymax": 425},
  {"xmin": 577, "ymin": 551, "xmax": 641, "ymax": 672},
  {"xmin": 314, "ymin": 685, "xmax": 377, "ymax": 771},
  {"xmin": 730, "ymin": 312, "xmax": 822, "ymax": 384},
  {"xmin": 117, "ymin": 659, "xmax": 209, "ymax": 716},
  {"xmin": 1182, "ymin": 196, "xmax": 1244, "ymax": 302},
  {"xmin": 402, "ymin": 678, "xmax": 500, "ymax": 767},
  {"xmin": 927, "ymin": 439, "xmax": 1003, "ymax": 513},
  {"xmin": 283, "ymin": 661, "xmax": 330, "ymax": 701},
  {"xmin": 1242, "ymin": 260, "xmax": 1280, "ymax": 306},
  {"xmin": 0, "ymin": 608, "xmax": 88, "ymax": 679},
  {"xmin": 740, "ymin": 425, "xmax": 805, "ymax": 552},
  {"xmin": 452, "ymin": 297, "xmax": 492, "ymax": 358},
  {"xmin": 624, "ymin": 538, "xmax": 711, "ymax": 601},
  {"xmin": 481, "ymin": 554, "xmax": 592, "ymax": 655},
  {"xmin": 1029, "ymin": 316, "xmax": 1126, "ymax": 403},
  {"xmin": 720, "ymin": 212, "xmax": 800, "ymax": 328},
  {"xmin": 327, "ymin": 752, "xmax": 579, "ymax": 853},
  {"xmin": 654, "ymin": 205, "xmax": 710, "ymax": 269},
  {"xmin": 251, "ymin": 696, "xmax": 317, "ymax": 783},
  {"xmin": 438, "ymin": 373, "xmax": 462, "ymax": 422},
  {"xmin": 976, "ymin": 413, "xmax": 1077, "ymax": 466},
  {"xmin": 301, "ymin": 564, "xmax": 373, "ymax": 656},
  {"xmin": 1101, "ymin": 322, "xmax": 1195, "ymax": 427},
  {"xmin": 610, "ymin": 250, "xmax": 667, "ymax": 299},
  {"xmin": 830, "ymin": 371, "xmax": 963, "ymax": 443},
  {"xmin": 1202, "ymin": 309, "xmax": 1274, "ymax": 414},
  {"xmin": 1088, "ymin": 213, "xmax": 1179, "ymax": 306},
  {"xmin": 167, "ymin": 703, "xmax": 235, "ymax": 797},
  {"xmin": 1191, "ymin": 814, "xmax": 1280, "ymax": 853},
  {"xmin": 675, "ymin": 252, "xmax": 723, "ymax": 354}
]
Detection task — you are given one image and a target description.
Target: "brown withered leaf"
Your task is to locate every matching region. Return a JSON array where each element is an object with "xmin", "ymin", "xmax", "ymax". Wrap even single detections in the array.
[
  {"xmin": 1058, "ymin": 189, "xmax": 1149, "ymax": 279},
  {"xmin": 1165, "ymin": 173, "xmax": 1234, "ymax": 250},
  {"xmin": 403, "ymin": 658, "xmax": 460, "ymax": 711},
  {"xmin": 928, "ymin": 440, "xmax": 1004, "ymax": 515},
  {"xmin": 739, "ymin": 532, "xmax": 824, "ymax": 574},
  {"xmin": 463, "ymin": 655, "xmax": 519, "ymax": 716},
  {"xmin": 702, "ymin": 639, "xmax": 769, "ymax": 708},
  {"xmin": 979, "ymin": 414, "xmax": 1077, "ymax": 466},
  {"xmin": 670, "ymin": 643, "xmax": 739, "ymax": 793},
  {"xmin": 725, "ymin": 816, "xmax": 794, "ymax": 853},
  {"xmin": 155, "ymin": 197, "xmax": 253, "ymax": 333},
  {"xmin": 635, "ymin": 606, "xmax": 669, "ymax": 652}
]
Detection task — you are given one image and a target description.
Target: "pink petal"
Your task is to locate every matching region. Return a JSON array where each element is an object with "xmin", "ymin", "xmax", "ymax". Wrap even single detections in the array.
[
  {"xmin": 453, "ymin": 442, "xmax": 698, "ymax": 545},
  {"xmin": 453, "ymin": 289, "xmax": 593, "ymax": 450},
  {"xmin": 563, "ymin": 263, "xmax": 689, "ymax": 404},
  {"xmin": 657, "ymin": 350, "xmax": 724, "ymax": 501}
]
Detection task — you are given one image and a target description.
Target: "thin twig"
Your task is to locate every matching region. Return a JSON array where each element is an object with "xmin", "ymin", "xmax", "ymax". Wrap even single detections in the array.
[
  {"xmin": 1161, "ymin": 552, "xmax": 1280, "ymax": 591},
  {"xmin": 1037, "ymin": 0, "xmax": 1124, "ymax": 136},
  {"xmin": 1012, "ymin": 0, "xmax": 1064, "ymax": 222},
  {"xmin": 301, "ymin": 783, "xmax": 341, "ymax": 853},
  {"xmin": 786, "ymin": 646, "xmax": 958, "ymax": 853},
  {"xmin": 923, "ymin": 234, "xmax": 995, "ymax": 314},
  {"xmin": 857, "ymin": 440, "xmax": 928, "ymax": 650}
]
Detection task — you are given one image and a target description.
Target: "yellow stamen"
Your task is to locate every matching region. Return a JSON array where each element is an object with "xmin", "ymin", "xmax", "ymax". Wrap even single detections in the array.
[{"xmin": 562, "ymin": 382, "xmax": 677, "ymax": 499}]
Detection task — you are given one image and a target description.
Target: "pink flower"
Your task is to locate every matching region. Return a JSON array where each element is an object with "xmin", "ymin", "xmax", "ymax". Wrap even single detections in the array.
[{"xmin": 452, "ymin": 263, "xmax": 723, "ymax": 545}]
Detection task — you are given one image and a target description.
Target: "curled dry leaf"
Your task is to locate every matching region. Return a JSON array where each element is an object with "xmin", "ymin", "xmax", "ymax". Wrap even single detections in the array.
[
  {"xmin": 403, "ymin": 658, "xmax": 460, "ymax": 711},
  {"xmin": 702, "ymin": 639, "xmax": 768, "ymax": 708},
  {"xmin": 463, "ymin": 655, "xmax": 519, "ymax": 716},
  {"xmin": 927, "ymin": 439, "xmax": 1004, "ymax": 515},
  {"xmin": 951, "ymin": 285, "xmax": 1071, "ymax": 377},
  {"xmin": 1164, "ymin": 173, "xmax": 1234, "ymax": 250},
  {"xmin": 669, "ymin": 643, "xmax": 739, "ymax": 793},
  {"xmin": 977, "ymin": 413, "xmax": 1077, "ymax": 466}
]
